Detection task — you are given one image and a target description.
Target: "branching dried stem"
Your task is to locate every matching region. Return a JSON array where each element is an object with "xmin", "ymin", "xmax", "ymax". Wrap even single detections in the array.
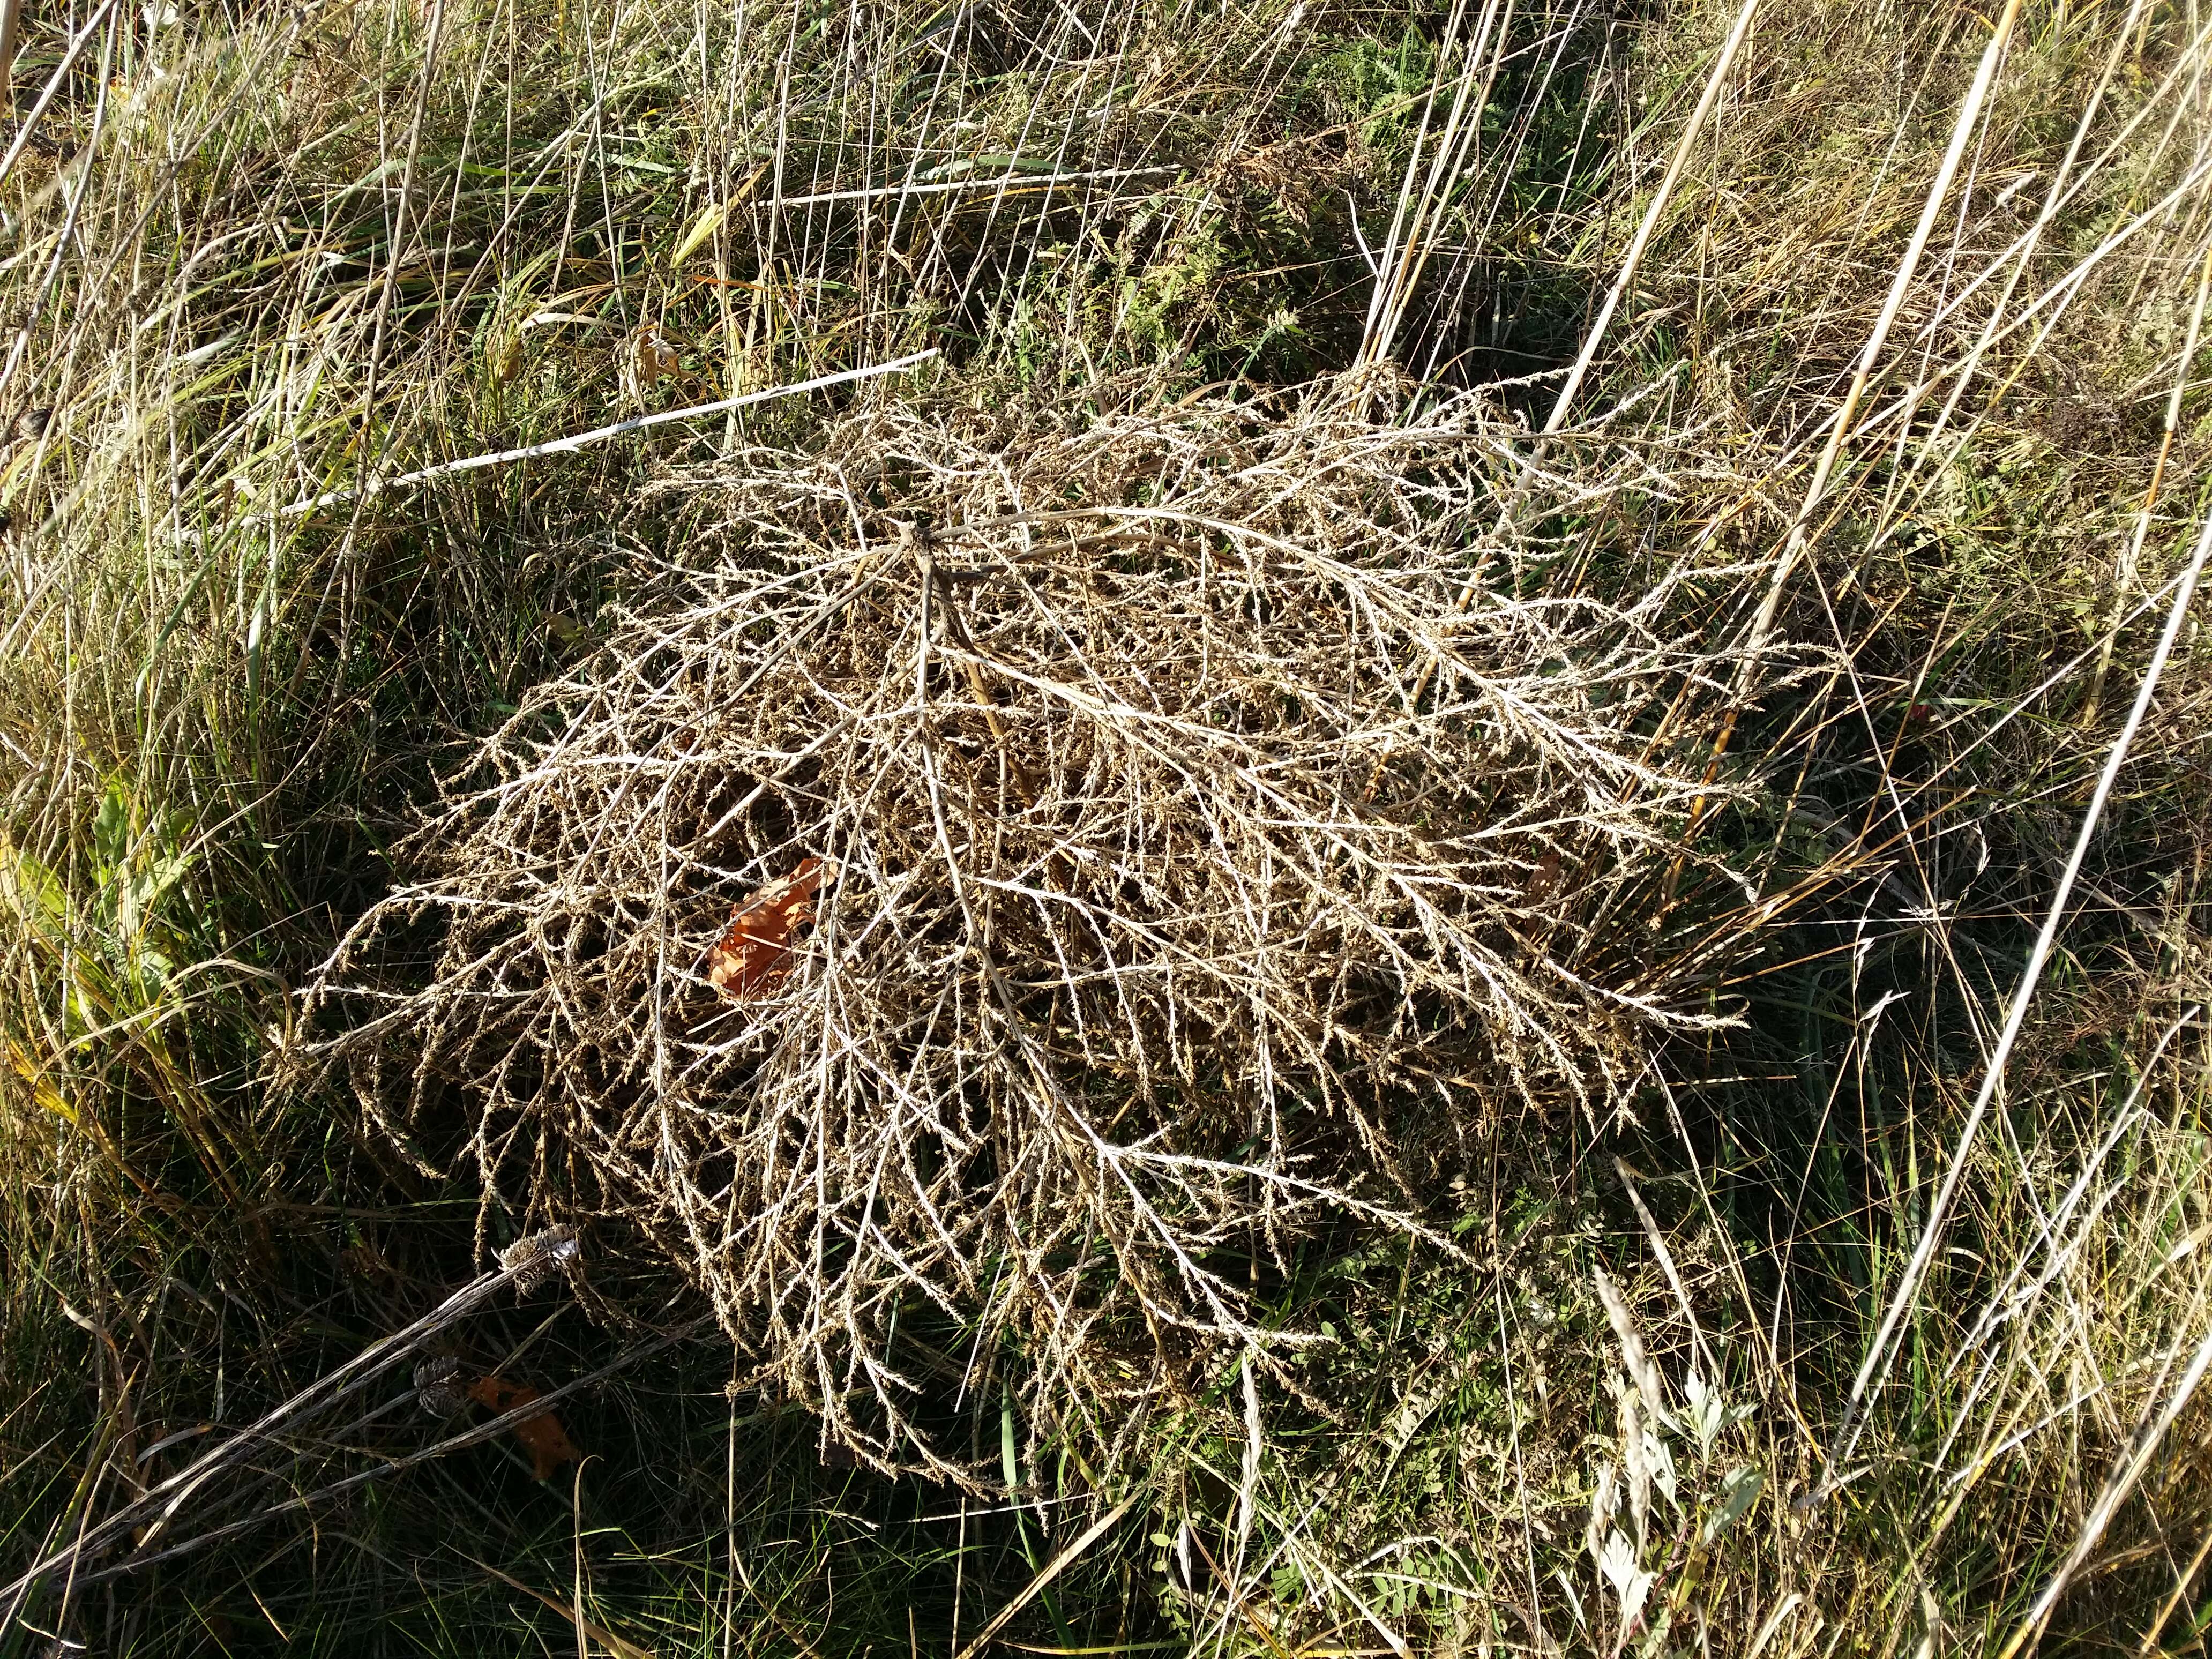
[{"xmin": 292, "ymin": 374, "xmax": 1778, "ymax": 1478}]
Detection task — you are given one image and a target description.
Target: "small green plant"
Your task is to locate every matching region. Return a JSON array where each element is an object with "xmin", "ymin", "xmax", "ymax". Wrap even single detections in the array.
[{"xmin": 1573, "ymin": 1270, "xmax": 1764, "ymax": 1655}]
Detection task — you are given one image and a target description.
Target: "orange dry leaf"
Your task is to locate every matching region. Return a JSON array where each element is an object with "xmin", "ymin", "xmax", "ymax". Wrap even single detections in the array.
[
  {"xmin": 630, "ymin": 324, "xmax": 684, "ymax": 388},
  {"xmin": 465, "ymin": 1375, "xmax": 581, "ymax": 1481},
  {"xmin": 707, "ymin": 857, "xmax": 832, "ymax": 1000}
]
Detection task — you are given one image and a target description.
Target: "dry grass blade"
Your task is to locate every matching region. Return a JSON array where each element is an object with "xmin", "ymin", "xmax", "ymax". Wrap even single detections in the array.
[
  {"xmin": 266, "ymin": 352, "xmax": 941, "ymax": 522},
  {"xmin": 1746, "ymin": 0, "xmax": 2026, "ymax": 654},
  {"xmin": 1999, "ymin": 1314, "xmax": 2212, "ymax": 1659},
  {"xmin": 460, "ymin": 1553, "xmax": 660, "ymax": 1659},
  {"xmin": 953, "ymin": 1497, "xmax": 1137, "ymax": 1659},
  {"xmin": 1543, "ymin": 0, "xmax": 1762, "ymax": 435},
  {"xmin": 1823, "ymin": 504, "xmax": 2212, "ymax": 1494}
]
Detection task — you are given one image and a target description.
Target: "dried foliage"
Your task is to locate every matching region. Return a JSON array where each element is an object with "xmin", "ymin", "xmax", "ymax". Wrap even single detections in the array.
[
  {"xmin": 294, "ymin": 375, "xmax": 1772, "ymax": 1474},
  {"xmin": 464, "ymin": 1376, "xmax": 584, "ymax": 1481},
  {"xmin": 707, "ymin": 856, "xmax": 834, "ymax": 999},
  {"xmin": 14, "ymin": 0, "xmax": 2212, "ymax": 1641}
]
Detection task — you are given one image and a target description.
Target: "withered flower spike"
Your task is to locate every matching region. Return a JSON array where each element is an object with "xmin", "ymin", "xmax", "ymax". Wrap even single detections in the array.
[
  {"xmin": 413, "ymin": 1354, "xmax": 467, "ymax": 1418},
  {"xmin": 499, "ymin": 1224, "xmax": 580, "ymax": 1294}
]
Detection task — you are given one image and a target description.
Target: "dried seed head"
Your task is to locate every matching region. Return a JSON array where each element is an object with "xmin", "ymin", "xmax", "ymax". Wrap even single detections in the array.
[
  {"xmin": 414, "ymin": 1353, "xmax": 467, "ymax": 1418},
  {"xmin": 499, "ymin": 1223, "xmax": 580, "ymax": 1293}
]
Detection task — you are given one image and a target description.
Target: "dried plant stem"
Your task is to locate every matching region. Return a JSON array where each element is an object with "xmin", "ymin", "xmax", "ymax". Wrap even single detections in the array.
[
  {"xmin": 1999, "ymin": 1310, "xmax": 2212, "ymax": 1659},
  {"xmin": 0, "ymin": 0, "xmax": 20, "ymax": 100},
  {"xmin": 1, "ymin": 1230, "xmax": 579, "ymax": 1602},
  {"xmin": 1678, "ymin": 0, "xmax": 2024, "ymax": 856},
  {"xmin": 1378, "ymin": 0, "xmax": 1760, "ymax": 800},
  {"xmin": 0, "ymin": 0, "xmax": 118, "ymax": 196},
  {"xmin": 2080, "ymin": 231, "xmax": 2212, "ymax": 723},
  {"xmin": 951, "ymin": 1497, "xmax": 1137, "ymax": 1659},
  {"xmin": 1819, "ymin": 502, "xmax": 2212, "ymax": 1498},
  {"xmin": 1751, "ymin": 0, "xmax": 2024, "ymax": 652},
  {"xmin": 1543, "ymin": 0, "xmax": 1761, "ymax": 436},
  {"xmin": 270, "ymin": 350, "xmax": 940, "ymax": 521}
]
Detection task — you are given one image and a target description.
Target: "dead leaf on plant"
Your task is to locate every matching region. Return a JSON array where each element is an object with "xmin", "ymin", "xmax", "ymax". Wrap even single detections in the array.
[
  {"xmin": 465, "ymin": 1375, "xmax": 581, "ymax": 1481},
  {"xmin": 629, "ymin": 324, "xmax": 684, "ymax": 391},
  {"xmin": 707, "ymin": 857, "xmax": 832, "ymax": 1000}
]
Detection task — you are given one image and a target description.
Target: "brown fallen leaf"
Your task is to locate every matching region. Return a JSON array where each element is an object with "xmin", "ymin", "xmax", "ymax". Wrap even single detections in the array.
[
  {"xmin": 1523, "ymin": 848, "xmax": 1562, "ymax": 903},
  {"xmin": 465, "ymin": 1375, "xmax": 581, "ymax": 1481},
  {"xmin": 707, "ymin": 857, "xmax": 832, "ymax": 1000}
]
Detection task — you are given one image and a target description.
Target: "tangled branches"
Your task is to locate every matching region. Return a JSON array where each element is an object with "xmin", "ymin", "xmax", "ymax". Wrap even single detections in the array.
[{"xmin": 294, "ymin": 378, "xmax": 1768, "ymax": 1477}]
